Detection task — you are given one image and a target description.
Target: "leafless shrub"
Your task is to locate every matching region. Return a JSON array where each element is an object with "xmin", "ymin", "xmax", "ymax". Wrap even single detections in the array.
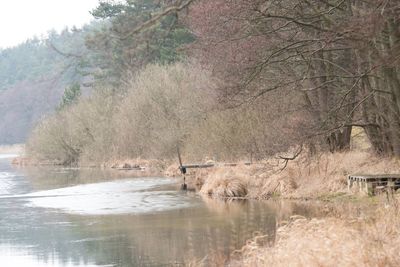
[
  {"xmin": 112, "ymin": 62, "xmax": 217, "ymax": 160},
  {"xmin": 27, "ymin": 88, "xmax": 117, "ymax": 165},
  {"xmin": 27, "ymin": 62, "xmax": 313, "ymax": 165}
]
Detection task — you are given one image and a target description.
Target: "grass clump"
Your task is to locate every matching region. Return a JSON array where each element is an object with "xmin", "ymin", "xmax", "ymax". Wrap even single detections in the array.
[{"xmin": 200, "ymin": 168, "xmax": 248, "ymax": 198}]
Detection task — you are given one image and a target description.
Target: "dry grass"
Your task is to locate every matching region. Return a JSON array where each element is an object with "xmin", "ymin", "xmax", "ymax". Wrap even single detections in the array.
[
  {"xmin": 103, "ymin": 158, "xmax": 167, "ymax": 171},
  {"xmin": 231, "ymin": 197, "xmax": 400, "ymax": 267},
  {"xmin": 192, "ymin": 151, "xmax": 400, "ymax": 199},
  {"xmin": 200, "ymin": 176, "xmax": 248, "ymax": 198},
  {"xmin": 199, "ymin": 166, "xmax": 251, "ymax": 198},
  {"xmin": 261, "ymin": 150, "xmax": 400, "ymax": 199}
]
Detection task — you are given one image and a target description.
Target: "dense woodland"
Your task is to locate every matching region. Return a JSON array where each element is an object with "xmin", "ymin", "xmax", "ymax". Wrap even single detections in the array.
[{"xmin": 2, "ymin": 0, "xmax": 399, "ymax": 164}]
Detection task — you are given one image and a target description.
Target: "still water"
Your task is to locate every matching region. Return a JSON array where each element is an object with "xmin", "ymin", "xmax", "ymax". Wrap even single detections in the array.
[{"xmin": 0, "ymin": 155, "xmax": 314, "ymax": 267}]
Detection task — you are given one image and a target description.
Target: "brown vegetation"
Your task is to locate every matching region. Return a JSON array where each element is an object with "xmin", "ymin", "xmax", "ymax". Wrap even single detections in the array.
[
  {"xmin": 27, "ymin": 62, "xmax": 308, "ymax": 166},
  {"xmin": 187, "ymin": 0, "xmax": 400, "ymax": 156},
  {"xmin": 18, "ymin": 2, "xmax": 400, "ymax": 266},
  {"xmin": 230, "ymin": 197, "xmax": 400, "ymax": 267},
  {"xmin": 183, "ymin": 151, "xmax": 400, "ymax": 199},
  {"xmin": 200, "ymin": 168, "xmax": 249, "ymax": 198}
]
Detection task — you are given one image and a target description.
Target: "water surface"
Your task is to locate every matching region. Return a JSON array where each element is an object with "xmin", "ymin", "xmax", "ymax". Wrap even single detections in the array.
[{"xmin": 0, "ymin": 155, "xmax": 315, "ymax": 266}]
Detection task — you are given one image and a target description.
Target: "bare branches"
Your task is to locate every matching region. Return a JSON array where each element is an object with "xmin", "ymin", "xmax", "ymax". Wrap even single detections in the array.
[{"xmin": 278, "ymin": 145, "xmax": 303, "ymax": 171}]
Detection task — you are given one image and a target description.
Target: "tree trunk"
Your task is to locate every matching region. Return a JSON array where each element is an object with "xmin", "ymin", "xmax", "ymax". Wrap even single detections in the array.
[{"xmin": 326, "ymin": 126, "xmax": 352, "ymax": 153}]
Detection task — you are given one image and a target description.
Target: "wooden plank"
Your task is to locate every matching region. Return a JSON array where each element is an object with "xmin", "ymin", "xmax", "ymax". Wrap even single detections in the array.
[
  {"xmin": 349, "ymin": 174, "xmax": 400, "ymax": 179},
  {"xmin": 348, "ymin": 174, "xmax": 400, "ymax": 195},
  {"xmin": 182, "ymin": 163, "xmax": 215, "ymax": 169},
  {"xmin": 182, "ymin": 162, "xmax": 252, "ymax": 169}
]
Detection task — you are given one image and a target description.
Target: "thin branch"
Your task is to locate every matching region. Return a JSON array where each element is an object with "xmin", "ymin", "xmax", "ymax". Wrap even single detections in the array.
[{"xmin": 278, "ymin": 145, "xmax": 303, "ymax": 171}]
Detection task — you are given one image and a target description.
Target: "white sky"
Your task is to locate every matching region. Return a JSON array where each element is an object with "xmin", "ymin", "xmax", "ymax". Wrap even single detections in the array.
[{"xmin": 0, "ymin": 0, "xmax": 100, "ymax": 48}]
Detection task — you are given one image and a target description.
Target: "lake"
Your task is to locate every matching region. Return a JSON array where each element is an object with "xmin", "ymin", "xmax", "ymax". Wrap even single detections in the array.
[{"xmin": 0, "ymin": 155, "xmax": 315, "ymax": 267}]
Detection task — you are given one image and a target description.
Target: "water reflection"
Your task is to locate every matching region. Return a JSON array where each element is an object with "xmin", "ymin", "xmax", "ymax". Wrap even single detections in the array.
[{"xmin": 0, "ymin": 156, "xmax": 317, "ymax": 266}]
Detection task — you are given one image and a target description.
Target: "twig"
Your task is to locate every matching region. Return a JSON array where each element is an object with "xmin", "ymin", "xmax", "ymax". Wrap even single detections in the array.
[{"xmin": 278, "ymin": 145, "xmax": 303, "ymax": 171}]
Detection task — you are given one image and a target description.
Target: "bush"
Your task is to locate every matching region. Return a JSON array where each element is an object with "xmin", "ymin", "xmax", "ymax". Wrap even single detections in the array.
[{"xmin": 27, "ymin": 62, "xmax": 307, "ymax": 165}]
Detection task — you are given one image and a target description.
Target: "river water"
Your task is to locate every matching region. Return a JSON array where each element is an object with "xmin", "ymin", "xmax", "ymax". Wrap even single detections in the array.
[{"xmin": 0, "ymin": 154, "xmax": 315, "ymax": 267}]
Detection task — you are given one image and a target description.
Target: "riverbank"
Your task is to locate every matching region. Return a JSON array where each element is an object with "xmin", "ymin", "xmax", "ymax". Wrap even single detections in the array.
[
  {"xmin": 10, "ymin": 149, "xmax": 400, "ymax": 266},
  {"xmin": 175, "ymin": 151, "xmax": 400, "ymax": 200},
  {"xmin": 183, "ymin": 150, "xmax": 400, "ymax": 266},
  {"xmin": 15, "ymin": 150, "xmax": 400, "ymax": 200},
  {"xmin": 224, "ymin": 195, "xmax": 400, "ymax": 267},
  {"xmin": 187, "ymin": 194, "xmax": 400, "ymax": 266}
]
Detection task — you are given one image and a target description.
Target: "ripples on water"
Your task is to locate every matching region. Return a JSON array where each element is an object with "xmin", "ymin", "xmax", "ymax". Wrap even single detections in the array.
[{"xmin": 0, "ymin": 155, "xmax": 317, "ymax": 267}]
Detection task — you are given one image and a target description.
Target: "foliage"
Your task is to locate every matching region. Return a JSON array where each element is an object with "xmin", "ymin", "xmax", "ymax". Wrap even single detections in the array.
[
  {"xmin": 23, "ymin": 0, "xmax": 400, "ymax": 162},
  {"xmin": 0, "ymin": 24, "xmax": 97, "ymax": 91},
  {"xmin": 86, "ymin": 0, "xmax": 195, "ymax": 86},
  {"xmin": 0, "ymin": 25, "xmax": 101, "ymax": 144},
  {"xmin": 59, "ymin": 83, "xmax": 81, "ymax": 109},
  {"xmin": 0, "ymin": 38, "xmax": 62, "ymax": 91}
]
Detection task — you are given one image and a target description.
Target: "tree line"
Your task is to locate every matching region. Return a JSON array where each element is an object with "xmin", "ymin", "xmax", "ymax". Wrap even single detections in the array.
[
  {"xmin": 27, "ymin": 0, "xmax": 400, "ymax": 164},
  {"xmin": 186, "ymin": 0, "xmax": 400, "ymax": 156}
]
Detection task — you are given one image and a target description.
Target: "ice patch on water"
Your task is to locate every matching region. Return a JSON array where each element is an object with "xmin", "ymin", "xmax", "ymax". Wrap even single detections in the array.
[
  {"xmin": 24, "ymin": 178, "xmax": 192, "ymax": 215},
  {"xmin": 0, "ymin": 172, "xmax": 16, "ymax": 194},
  {"xmin": 0, "ymin": 154, "xmax": 19, "ymax": 159}
]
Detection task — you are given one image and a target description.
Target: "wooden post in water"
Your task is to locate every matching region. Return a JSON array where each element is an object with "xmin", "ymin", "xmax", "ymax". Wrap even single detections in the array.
[{"xmin": 177, "ymin": 145, "xmax": 187, "ymax": 191}]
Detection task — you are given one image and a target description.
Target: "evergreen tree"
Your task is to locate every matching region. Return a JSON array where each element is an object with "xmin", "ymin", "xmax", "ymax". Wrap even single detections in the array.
[
  {"xmin": 86, "ymin": 0, "xmax": 194, "ymax": 86},
  {"xmin": 59, "ymin": 83, "xmax": 81, "ymax": 109}
]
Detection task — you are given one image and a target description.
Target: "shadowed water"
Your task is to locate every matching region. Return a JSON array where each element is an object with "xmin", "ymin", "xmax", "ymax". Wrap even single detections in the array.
[{"xmin": 0, "ymin": 155, "xmax": 316, "ymax": 266}]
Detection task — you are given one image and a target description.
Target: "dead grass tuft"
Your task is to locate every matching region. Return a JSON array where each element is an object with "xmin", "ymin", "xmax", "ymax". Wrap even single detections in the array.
[{"xmin": 200, "ymin": 167, "xmax": 249, "ymax": 198}]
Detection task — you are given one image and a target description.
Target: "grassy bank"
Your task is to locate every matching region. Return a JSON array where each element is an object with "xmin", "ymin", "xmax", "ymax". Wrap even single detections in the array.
[
  {"xmin": 226, "ymin": 196, "xmax": 400, "ymax": 267},
  {"xmin": 177, "ymin": 151, "xmax": 400, "ymax": 200},
  {"xmin": 19, "ymin": 148, "xmax": 400, "ymax": 201},
  {"xmin": 180, "ymin": 150, "xmax": 400, "ymax": 266}
]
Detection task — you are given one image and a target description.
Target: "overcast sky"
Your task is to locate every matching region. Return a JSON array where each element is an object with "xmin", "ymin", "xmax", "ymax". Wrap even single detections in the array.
[{"xmin": 0, "ymin": 0, "xmax": 99, "ymax": 48}]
